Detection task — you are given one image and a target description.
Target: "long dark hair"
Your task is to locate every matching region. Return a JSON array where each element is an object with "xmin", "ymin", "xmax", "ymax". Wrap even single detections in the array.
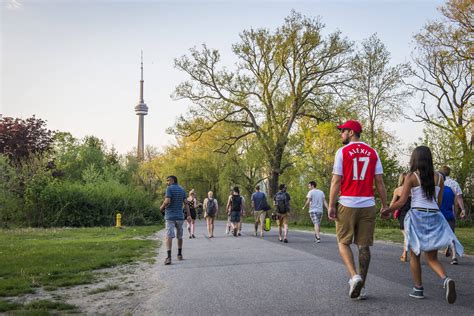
[{"xmin": 409, "ymin": 146, "xmax": 435, "ymax": 200}]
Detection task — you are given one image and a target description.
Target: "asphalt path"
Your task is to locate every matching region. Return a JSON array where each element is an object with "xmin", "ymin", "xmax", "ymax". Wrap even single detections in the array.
[{"xmin": 134, "ymin": 220, "xmax": 474, "ymax": 315}]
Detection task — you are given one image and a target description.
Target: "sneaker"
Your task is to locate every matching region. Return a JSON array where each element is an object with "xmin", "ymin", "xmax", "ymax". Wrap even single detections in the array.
[
  {"xmin": 192, "ymin": 234, "xmax": 196, "ymax": 238},
  {"xmin": 283, "ymin": 238, "xmax": 288, "ymax": 243},
  {"xmin": 348, "ymin": 275, "xmax": 363, "ymax": 298},
  {"xmin": 443, "ymin": 278, "xmax": 456, "ymax": 304},
  {"xmin": 358, "ymin": 288, "xmax": 367, "ymax": 300},
  {"xmin": 279, "ymin": 237, "xmax": 283, "ymax": 242},
  {"xmin": 238, "ymin": 233, "xmax": 242, "ymax": 237},
  {"xmin": 189, "ymin": 235, "xmax": 192, "ymax": 239},
  {"xmin": 164, "ymin": 257, "xmax": 171, "ymax": 265},
  {"xmin": 409, "ymin": 287, "xmax": 424, "ymax": 299},
  {"xmin": 316, "ymin": 237, "xmax": 321, "ymax": 243},
  {"xmin": 450, "ymin": 258, "xmax": 458, "ymax": 265},
  {"xmin": 445, "ymin": 247, "xmax": 452, "ymax": 257},
  {"xmin": 177, "ymin": 254, "xmax": 183, "ymax": 261}
]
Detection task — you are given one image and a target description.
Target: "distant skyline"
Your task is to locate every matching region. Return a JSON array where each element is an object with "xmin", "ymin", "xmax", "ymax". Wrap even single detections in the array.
[{"xmin": 2, "ymin": 0, "xmax": 444, "ymax": 160}]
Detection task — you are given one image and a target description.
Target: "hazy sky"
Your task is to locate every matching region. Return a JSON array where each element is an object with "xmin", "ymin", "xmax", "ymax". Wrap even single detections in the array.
[{"xmin": 1, "ymin": 0, "xmax": 444, "ymax": 157}]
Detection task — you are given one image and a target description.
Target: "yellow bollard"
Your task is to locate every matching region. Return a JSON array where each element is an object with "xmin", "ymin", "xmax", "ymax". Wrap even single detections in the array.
[{"xmin": 115, "ymin": 213, "xmax": 121, "ymax": 228}]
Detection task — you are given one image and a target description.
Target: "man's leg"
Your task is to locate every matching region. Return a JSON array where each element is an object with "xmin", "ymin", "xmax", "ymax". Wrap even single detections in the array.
[
  {"xmin": 338, "ymin": 243, "xmax": 357, "ymax": 277},
  {"xmin": 176, "ymin": 221, "xmax": 184, "ymax": 259},
  {"xmin": 259, "ymin": 212, "xmax": 266, "ymax": 235},
  {"xmin": 358, "ymin": 246, "xmax": 371, "ymax": 287},
  {"xmin": 210, "ymin": 217, "xmax": 214, "ymax": 236}
]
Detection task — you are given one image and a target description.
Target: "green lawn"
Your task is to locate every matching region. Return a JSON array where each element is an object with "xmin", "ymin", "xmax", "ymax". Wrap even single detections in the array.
[
  {"xmin": 0, "ymin": 225, "xmax": 162, "ymax": 301},
  {"xmin": 289, "ymin": 224, "xmax": 474, "ymax": 255}
]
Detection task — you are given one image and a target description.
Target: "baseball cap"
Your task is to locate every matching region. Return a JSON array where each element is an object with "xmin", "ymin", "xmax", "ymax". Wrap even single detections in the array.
[{"xmin": 337, "ymin": 120, "xmax": 362, "ymax": 133}]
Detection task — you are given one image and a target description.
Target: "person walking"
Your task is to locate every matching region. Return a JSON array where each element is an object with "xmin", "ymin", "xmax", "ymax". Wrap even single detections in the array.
[
  {"xmin": 302, "ymin": 181, "xmax": 328, "ymax": 243},
  {"xmin": 389, "ymin": 173, "xmax": 411, "ymax": 262},
  {"xmin": 203, "ymin": 191, "xmax": 219, "ymax": 238},
  {"xmin": 439, "ymin": 166, "xmax": 467, "ymax": 265},
  {"xmin": 251, "ymin": 185, "xmax": 269, "ymax": 237},
  {"xmin": 186, "ymin": 189, "xmax": 198, "ymax": 238},
  {"xmin": 328, "ymin": 120, "xmax": 387, "ymax": 300},
  {"xmin": 382, "ymin": 146, "xmax": 463, "ymax": 304},
  {"xmin": 274, "ymin": 184, "xmax": 291, "ymax": 243},
  {"xmin": 159, "ymin": 175, "xmax": 191, "ymax": 265},
  {"xmin": 226, "ymin": 187, "xmax": 245, "ymax": 237}
]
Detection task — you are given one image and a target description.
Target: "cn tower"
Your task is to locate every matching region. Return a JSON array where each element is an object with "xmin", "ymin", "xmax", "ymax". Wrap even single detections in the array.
[{"xmin": 135, "ymin": 51, "xmax": 148, "ymax": 161}]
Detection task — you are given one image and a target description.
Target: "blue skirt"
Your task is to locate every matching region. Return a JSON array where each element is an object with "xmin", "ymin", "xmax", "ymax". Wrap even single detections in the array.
[{"xmin": 404, "ymin": 209, "xmax": 464, "ymax": 256}]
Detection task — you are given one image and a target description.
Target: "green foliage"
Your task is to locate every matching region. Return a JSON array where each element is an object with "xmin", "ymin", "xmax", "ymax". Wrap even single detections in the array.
[
  {"xmin": 24, "ymin": 180, "xmax": 160, "ymax": 227},
  {"xmin": 0, "ymin": 226, "xmax": 162, "ymax": 297}
]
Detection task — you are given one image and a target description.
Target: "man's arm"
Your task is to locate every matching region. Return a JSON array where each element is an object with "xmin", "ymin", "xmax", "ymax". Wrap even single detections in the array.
[
  {"xmin": 160, "ymin": 197, "xmax": 171, "ymax": 212},
  {"xmin": 456, "ymin": 195, "xmax": 466, "ymax": 219},
  {"xmin": 302, "ymin": 195, "xmax": 311, "ymax": 210},
  {"xmin": 374, "ymin": 174, "xmax": 388, "ymax": 209},
  {"xmin": 328, "ymin": 175, "xmax": 342, "ymax": 220}
]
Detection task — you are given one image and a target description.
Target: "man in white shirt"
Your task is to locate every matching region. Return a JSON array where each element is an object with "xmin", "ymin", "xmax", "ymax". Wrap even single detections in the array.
[{"xmin": 302, "ymin": 181, "xmax": 328, "ymax": 243}]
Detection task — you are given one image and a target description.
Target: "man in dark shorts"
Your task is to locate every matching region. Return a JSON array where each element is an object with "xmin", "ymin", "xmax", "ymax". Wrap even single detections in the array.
[
  {"xmin": 226, "ymin": 187, "xmax": 245, "ymax": 237},
  {"xmin": 160, "ymin": 176, "xmax": 191, "ymax": 265},
  {"xmin": 328, "ymin": 120, "xmax": 387, "ymax": 300}
]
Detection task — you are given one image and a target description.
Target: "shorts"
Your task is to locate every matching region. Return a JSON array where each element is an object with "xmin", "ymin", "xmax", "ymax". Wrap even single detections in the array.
[
  {"xmin": 336, "ymin": 205, "xmax": 376, "ymax": 246},
  {"xmin": 447, "ymin": 219, "xmax": 455, "ymax": 233},
  {"xmin": 230, "ymin": 211, "xmax": 241, "ymax": 223},
  {"xmin": 189, "ymin": 209, "xmax": 197, "ymax": 220},
  {"xmin": 254, "ymin": 210, "xmax": 266, "ymax": 223},
  {"xmin": 204, "ymin": 212, "xmax": 216, "ymax": 219},
  {"xmin": 309, "ymin": 212, "xmax": 323, "ymax": 226},
  {"xmin": 276, "ymin": 213, "xmax": 289, "ymax": 226},
  {"xmin": 165, "ymin": 220, "xmax": 184, "ymax": 239}
]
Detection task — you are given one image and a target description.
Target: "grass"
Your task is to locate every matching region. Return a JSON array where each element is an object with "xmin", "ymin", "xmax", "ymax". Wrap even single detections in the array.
[
  {"xmin": 289, "ymin": 223, "xmax": 474, "ymax": 255},
  {"xmin": 0, "ymin": 299, "xmax": 77, "ymax": 314},
  {"xmin": 0, "ymin": 225, "xmax": 163, "ymax": 298},
  {"xmin": 87, "ymin": 284, "xmax": 120, "ymax": 295}
]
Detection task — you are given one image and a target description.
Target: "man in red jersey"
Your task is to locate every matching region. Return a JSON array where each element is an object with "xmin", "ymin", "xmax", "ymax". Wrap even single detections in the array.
[{"xmin": 328, "ymin": 120, "xmax": 388, "ymax": 300}]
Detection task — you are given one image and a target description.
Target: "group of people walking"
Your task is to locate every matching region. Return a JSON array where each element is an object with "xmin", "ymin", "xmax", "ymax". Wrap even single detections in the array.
[{"xmin": 159, "ymin": 119, "xmax": 465, "ymax": 305}]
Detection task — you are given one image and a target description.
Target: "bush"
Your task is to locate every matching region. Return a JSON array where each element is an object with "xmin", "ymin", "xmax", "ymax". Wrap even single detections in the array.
[{"xmin": 25, "ymin": 180, "xmax": 161, "ymax": 227}]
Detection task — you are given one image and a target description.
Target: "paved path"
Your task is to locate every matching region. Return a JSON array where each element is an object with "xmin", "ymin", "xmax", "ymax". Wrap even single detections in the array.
[{"xmin": 134, "ymin": 220, "xmax": 474, "ymax": 315}]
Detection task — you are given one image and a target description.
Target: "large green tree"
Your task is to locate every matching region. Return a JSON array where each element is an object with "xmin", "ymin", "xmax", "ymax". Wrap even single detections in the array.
[
  {"xmin": 407, "ymin": 0, "xmax": 472, "ymax": 189},
  {"xmin": 172, "ymin": 11, "xmax": 352, "ymax": 196}
]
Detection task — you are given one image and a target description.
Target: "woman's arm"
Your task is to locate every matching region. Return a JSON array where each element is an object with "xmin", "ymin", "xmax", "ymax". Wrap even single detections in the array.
[{"xmin": 386, "ymin": 174, "xmax": 413, "ymax": 213}]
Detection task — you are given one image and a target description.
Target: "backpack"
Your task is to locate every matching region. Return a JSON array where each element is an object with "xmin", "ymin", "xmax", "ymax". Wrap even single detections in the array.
[
  {"xmin": 275, "ymin": 191, "xmax": 288, "ymax": 214},
  {"xmin": 206, "ymin": 198, "xmax": 217, "ymax": 216},
  {"xmin": 231, "ymin": 195, "xmax": 242, "ymax": 213}
]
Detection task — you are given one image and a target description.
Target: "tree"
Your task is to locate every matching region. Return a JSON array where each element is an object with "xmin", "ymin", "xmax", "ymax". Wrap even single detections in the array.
[
  {"xmin": 173, "ymin": 11, "xmax": 352, "ymax": 196},
  {"xmin": 349, "ymin": 34, "xmax": 411, "ymax": 146},
  {"xmin": 406, "ymin": 0, "xmax": 473, "ymax": 189},
  {"xmin": 0, "ymin": 116, "xmax": 54, "ymax": 164}
]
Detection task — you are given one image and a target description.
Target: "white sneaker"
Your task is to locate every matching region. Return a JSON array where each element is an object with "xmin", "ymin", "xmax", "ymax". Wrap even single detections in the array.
[
  {"xmin": 358, "ymin": 287, "xmax": 367, "ymax": 300},
  {"xmin": 348, "ymin": 275, "xmax": 363, "ymax": 298}
]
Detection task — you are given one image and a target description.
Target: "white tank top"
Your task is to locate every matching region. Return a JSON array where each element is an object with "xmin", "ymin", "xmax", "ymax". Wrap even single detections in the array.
[{"xmin": 410, "ymin": 172, "xmax": 441, "ymax": 209}]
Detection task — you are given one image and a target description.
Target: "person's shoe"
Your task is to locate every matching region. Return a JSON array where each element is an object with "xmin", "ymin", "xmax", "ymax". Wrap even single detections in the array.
[
  {"xmin": 283, "ymin": 238, "xmax": 288, "ymax": 243},
  {"xmin": 177, "ymin": 254, "xmax": 183, "ymax": 261},
  {"xmin": 450, "ymin": 258, "xmax": 458, "ymax": 265},
  {"xmin": 189, "ymin": 235, "xmax": 192, "ymax": 239},
  {"xmin": 279, "ymin": 237, "xmax": 283, "ymax": 242},
  {"xmin": 348, "ymin": 275, "xmax": 363, "ymax": 298},
  {"xmin": 238, "ymin": 232, "xmax": 242, "ymax": 237},
  {"xmin": 192, "ymin": 234, "xmax": 196, "ymax": 238},
  {"xmin": 358, "ymin": 288, "xmax": 367, "ymax": 300},
  {"xmin": 443, "ymin": 278, "xmax": 456, "ymax": 304},
  {"xmin": 164, "ymin": 257, "xmax": 171, "ymax": 265},
  {"xmin": 445, "ymin": 247, "xmax": 451, "ymax": 257},
  {"xmin": 316, "ymin": 237, "xmax": 321, "ymax": 243},
  {"xmin": 409, "ymin": 287, "xmax": 424, "ymax": 299}
]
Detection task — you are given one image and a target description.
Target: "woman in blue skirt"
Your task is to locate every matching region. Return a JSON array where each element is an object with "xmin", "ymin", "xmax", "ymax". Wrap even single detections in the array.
[{"xmin": 382, "ymin": 146, "xmax": 463, "ymax": 304}]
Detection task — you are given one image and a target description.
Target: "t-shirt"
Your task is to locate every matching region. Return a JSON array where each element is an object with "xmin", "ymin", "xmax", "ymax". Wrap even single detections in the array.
[
  {"xmin": 333, "ymin": 141, "xmax": 383, "ymax": 208},
  {"xmin": 440, "ymin": 186, "xmax": 455, "ymax": 221},
  {"xmin": 306, "ymin": 189, "xmax": 325, "ymax": 213},
  {"xmin": 444, "ymin": 177, "xmax": 462, "ymax": 196},
  {"xmin": 251, "ymin": 191, "xmax": 266, "ymax": 210},
  {"xmin": 165, "ymin": 184, "xmax": 187, "ymax": 221}
]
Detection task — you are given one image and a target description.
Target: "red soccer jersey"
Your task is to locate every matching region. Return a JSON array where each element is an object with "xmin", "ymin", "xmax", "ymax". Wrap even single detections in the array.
[{"xmin": 333, "ymin": 142, "xmax": 383, "ymax": 207}]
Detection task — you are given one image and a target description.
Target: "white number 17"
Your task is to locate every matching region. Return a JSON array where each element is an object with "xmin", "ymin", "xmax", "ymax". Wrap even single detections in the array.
[{"xmin": 352, "ymin": 157, "xmax": 369, "ymax": 180}]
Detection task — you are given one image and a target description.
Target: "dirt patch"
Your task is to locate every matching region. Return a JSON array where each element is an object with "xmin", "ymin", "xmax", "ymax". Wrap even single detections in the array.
[{"xmin": 5, "ymin": 232, "xmax": 165, "ymax": 315}]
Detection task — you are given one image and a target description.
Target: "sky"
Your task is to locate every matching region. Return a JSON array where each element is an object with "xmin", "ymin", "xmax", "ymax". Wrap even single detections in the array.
[{"xmin": 1, "ymin": 0, "xmax": 445, "ymax": 159}]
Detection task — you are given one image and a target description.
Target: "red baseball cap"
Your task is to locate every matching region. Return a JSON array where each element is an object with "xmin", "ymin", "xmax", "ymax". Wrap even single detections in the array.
[{"xmin": 337, "ymin": 120, "xmax": 362, "ymax": 133}]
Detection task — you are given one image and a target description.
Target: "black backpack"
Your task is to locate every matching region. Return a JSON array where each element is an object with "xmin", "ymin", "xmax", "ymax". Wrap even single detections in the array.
[
  {"xmin": 206, "ymin": 198, "xmax": 217, "ymax": 216},
  {"xmin": 275, "ymin": 191, "xmax": 288, "ymax": 214},
  {"xmin": 231, "ymin": 195, "xmax": 242, "ymax": 212}
]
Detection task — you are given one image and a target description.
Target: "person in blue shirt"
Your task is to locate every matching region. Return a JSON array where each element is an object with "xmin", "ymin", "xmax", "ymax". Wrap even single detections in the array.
[
  {"xmin": 160, "ymin": 175, "xmax": 191, "ymax": 265},
  {"xmin": 439, "ymin": 172, "xmax": 459, "ymax": 265}
]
